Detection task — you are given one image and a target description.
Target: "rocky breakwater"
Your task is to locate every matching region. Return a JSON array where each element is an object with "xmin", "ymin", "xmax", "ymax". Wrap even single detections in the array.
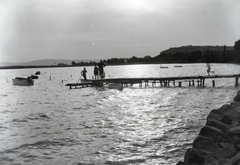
[{"xmin": 177, "ymin": 90, "xmax": 240, "ymax": 165}]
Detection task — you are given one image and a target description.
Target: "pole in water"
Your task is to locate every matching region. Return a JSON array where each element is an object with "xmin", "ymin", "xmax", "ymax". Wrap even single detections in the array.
[{"xmin": 49, "ymin": 76, "xmax": 51, "ymax": 80}]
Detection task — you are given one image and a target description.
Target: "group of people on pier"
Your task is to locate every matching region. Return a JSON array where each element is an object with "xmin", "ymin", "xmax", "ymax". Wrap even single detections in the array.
[
  {"xmin": 81, "ymin": 61, "xmax": 214, "ymax": 81},
  {"xmin": 81, "ymin": 60, "xmax": 106, "ymax": 80}
]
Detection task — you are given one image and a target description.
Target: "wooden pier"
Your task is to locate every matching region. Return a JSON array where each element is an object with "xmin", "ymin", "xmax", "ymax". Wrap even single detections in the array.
[{"xmin": 65, "ymin": 74, "xmax": 240, "ymax": 89}]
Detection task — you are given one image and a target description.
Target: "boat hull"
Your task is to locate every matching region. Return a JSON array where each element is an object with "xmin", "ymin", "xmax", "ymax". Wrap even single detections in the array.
[
  {"xmin": 12, "ymin": 77, "xmax": 34, "ymax": 86},
  {"xmin": 31, "ymin": 75, "xmax": 38, "ymax": 79},
  {"xmin": 108, "ymin": 83, "xmax": 123, "ymax": 90}
]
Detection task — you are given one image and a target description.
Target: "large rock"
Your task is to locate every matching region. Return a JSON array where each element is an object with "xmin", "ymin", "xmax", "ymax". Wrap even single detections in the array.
[
  {"xmin": 218, "ymin": 104, "xmax": 238, "ymax": 121},
  {"xmin": 184, "ymin": 148, "xmax": 213, "ymax": 164},
  {"xmin": 230, "ymin": 151, "xmax": 240, "ymax": 164},
  {"xmin": 203, "ymin": 155, "xmax": 231, "ymax": 165},
  {"xmin": 230, "ymin": 126, "xmax": 240, "ymax": 134},
  {"xmin": 216, "ymin": 142, "xmax": 238, "ymax": 158},
  {"xmin": 234, "ymin": 90, "xmax": 240, "ymax": 102},
  {"xmin": 193, "ymin": 135, "xmax": 220, "ymax": 152},
  {"xmin": 199, "ymin": 125, "xmax": 232, "ymax": 143},
  {"xmin": 230, "ymin": 101, "xmax": 240, "ymax": 109},
  {"xmin": 207, "ymin": 110, "xmax": 232, "ymax": 125},
  {"xmin": 236, "ymin": 106, "xmax": 240, "ymax": 114},
  {"xmin": 206, "ymin": 119, "xmax": 228, "ymax": 133}
]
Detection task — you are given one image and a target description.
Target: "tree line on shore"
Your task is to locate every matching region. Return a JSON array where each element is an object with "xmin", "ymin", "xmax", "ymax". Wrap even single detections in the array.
[{"xmin": 71, "ymin": 40, "xmax": 240, "ymax": 66}]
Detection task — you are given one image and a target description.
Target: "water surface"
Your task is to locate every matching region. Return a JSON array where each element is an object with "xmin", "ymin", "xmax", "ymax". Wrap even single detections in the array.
[{"xmin": 0, "ymin": 63, "xmax": 239, "ymax": 164}]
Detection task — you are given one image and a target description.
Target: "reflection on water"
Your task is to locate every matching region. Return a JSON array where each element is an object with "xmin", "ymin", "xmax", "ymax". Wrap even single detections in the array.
[{"xmin": 0, "ymin": 63, "xmax": 239, "ymax": 164}]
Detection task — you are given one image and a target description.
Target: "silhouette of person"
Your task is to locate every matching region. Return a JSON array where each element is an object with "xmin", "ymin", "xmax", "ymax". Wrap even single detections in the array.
[
  {"xmin": 81, "ymin": 68, "xmax": 87, "ymax": 80},
  {"xmin": 98, "ymin": 60, "xmax": 106, "ymax": 79},
  {"xmin": 206, "ymin": 63, "xmax": 214, "ymax": 76},
  {"xmin": 93, "ymin": 63, "xmax": 99, "ymax": 79}
]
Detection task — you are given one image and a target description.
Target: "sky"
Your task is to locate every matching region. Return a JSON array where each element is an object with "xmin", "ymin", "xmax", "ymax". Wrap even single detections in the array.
[{"xmin": 0, "ymin": 0, "xmax": 239, "ymax": 63}]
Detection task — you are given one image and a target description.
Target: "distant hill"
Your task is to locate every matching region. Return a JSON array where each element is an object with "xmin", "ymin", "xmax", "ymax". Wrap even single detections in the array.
[
  {"xmin": 161, "ymin": 45, "xmax": 234, "ymax": 54},
  {"xmin": 156, "ymin": 45, "xmax": 238, "ymax": 63}
]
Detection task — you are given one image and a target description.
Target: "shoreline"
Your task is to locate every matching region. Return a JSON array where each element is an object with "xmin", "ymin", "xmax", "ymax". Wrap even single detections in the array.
[
  {"xmin": 177, "ymin": 90, "xmax": 240, "ymax": 165},
  {"xmin": 0, "ymin": 62, "xmax": 239, "ymax": 70}
]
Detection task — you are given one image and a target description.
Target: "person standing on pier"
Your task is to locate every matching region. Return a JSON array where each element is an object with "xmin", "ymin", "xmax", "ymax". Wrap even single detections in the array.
[
  {"xmin": 98, "ymin": 60, "xmax": 106, "ymax": 79},
  {"xmin": 206, "ymin": 63, "xmax": 214, "ymax": 76},
  {"xmin": 93, "ymin": 63, "xmax": 99, "ymax": 79},
  {"xmin": 81, "ymin": 68, "xmax": 87, "ymax": 80}
]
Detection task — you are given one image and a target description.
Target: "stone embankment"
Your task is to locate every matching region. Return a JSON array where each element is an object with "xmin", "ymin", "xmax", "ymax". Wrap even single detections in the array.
[{"xmin": 177, "ymin": 90, "xmax": 240, "ymax": 165}]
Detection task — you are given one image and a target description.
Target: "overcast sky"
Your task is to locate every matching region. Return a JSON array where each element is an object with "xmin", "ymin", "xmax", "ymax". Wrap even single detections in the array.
[{"xmin": 0, "ymin": 0, "xmax": 239, "ymax": 63}]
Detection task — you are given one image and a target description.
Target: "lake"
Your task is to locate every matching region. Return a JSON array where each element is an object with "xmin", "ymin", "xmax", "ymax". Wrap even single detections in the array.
[{"xmin": 0, "ymin": 63, "xmax": 240, "ymax": 165}]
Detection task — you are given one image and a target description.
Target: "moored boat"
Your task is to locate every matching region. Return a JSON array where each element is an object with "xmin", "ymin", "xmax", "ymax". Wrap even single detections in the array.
[
  {"xmin": 174, "ymin": 65, "xmax": 183, "ymax": 68},
  {"xmin": 12, "ymin": 77, "xmax": 34, "ymax": 86},
  {"xmin": 31, "ymin": 75, "xmax": 38, "ymax": 79}
]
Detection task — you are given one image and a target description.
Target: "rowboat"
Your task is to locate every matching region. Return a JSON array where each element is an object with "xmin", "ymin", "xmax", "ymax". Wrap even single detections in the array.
[{"xmin": 12, "ymin": 77, "xmax": 34, "ymax": 86}]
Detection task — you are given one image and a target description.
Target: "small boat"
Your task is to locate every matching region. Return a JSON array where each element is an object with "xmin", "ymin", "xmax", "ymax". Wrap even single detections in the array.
[
  {"xmin": 174, "ymin": 66, "xmax": 183, "ymax": 68},
  {"xmin": 12, "ymin": 77, "xmax": 34, "ymax": 86},
  {"xmin": 31, "ymin": 75, "xmax": 38, "ymax": 79},
  {"xmin": 108, "ymin": 83, "xmax": 123, "ymax": 90},
  {"xmin": 160, "ymin": 65, "xmax": 168, "ymax": 68}
]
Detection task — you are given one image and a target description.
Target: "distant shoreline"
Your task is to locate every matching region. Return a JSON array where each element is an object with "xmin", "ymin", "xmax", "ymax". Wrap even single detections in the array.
[
  {"xmin": 0, "ymin": 63, "xmax": 163, "ymax": 70},
  {"xmin": 0, "ymin": 62, "xmax": 239, "ymax": 70}
]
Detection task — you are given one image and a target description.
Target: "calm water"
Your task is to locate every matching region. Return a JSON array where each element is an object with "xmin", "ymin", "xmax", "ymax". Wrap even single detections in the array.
[{"xmin": 0, "ymin": 63, "xmax": 239, "ymax": 165}]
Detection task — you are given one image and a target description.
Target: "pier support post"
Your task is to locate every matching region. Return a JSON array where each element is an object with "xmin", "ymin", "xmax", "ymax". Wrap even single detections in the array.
[
  {"xmin": 212, "ymin": 80, "xmax": 215, "ymax": 87},
  {"xmin": 178, "ymin": 82, "xmax": 182, "ymax": 87},
  {"xmin": 197, "ymin": 80, "xmax": 200, "ymax": 87},
  {"xmin": 189, "ymin": 81, "xmax": 191, "ymax": 86},
  {"xmin": 192, "ymin": 80, "xmax": 195, "ymax": 86},
  {"xmin": 152, "ymin": 81, "xmax": 156, "ymax": 87},
  {"xmin": 145, "ymin": 81, "xmax": 148, "ymax": 87},
  {"xmin": 164, "ymin": 80, "xmax": 167, "ymax": 86},
  {"xmin": 235, "ymin": 77, "xmax": 239, "ymax": 86},
  {"xmin": 202, "ymin": 78, "xmax": 205, "ymax": 87}
]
